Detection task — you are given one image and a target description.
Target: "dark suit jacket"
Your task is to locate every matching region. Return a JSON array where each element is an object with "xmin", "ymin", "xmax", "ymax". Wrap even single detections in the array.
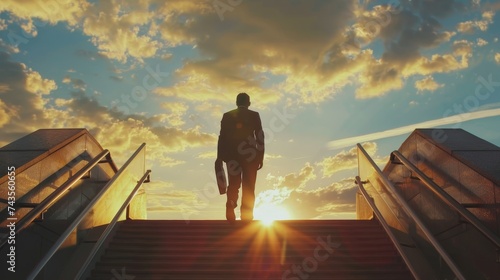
[{"xmin": 217, "ymin": 107, "xmax": 264, "ymax": 164}]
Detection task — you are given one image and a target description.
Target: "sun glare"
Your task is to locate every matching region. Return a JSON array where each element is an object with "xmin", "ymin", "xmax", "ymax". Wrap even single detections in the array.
[{"xmin": 254, "ymin": 204, "xmax": 291, "ymax": 226}]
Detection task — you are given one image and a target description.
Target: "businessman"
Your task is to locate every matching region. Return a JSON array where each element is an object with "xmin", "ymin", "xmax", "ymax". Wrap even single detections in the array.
[{"xmin": 216, "ymin": 93, "xmax": 264, "ymax": 221}]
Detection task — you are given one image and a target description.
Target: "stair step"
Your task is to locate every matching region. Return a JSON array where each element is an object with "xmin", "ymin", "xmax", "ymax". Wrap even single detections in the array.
[{"xmin": 87, "ymin": 219, "xmax": 414, "ymax": 280}]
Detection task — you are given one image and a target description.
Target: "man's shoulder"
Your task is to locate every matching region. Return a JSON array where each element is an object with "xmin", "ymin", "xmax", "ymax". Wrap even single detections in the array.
[
  {"xmin": 223, "ymin": 109, "xmax": 238, "ymax": 118},
  {"xmin": 223, "ymin": 108, "xmax": 260, "ymax": 119},
  {"xmin": 245, "ymin": 108, "xmax": 260, "ymax": 117}
]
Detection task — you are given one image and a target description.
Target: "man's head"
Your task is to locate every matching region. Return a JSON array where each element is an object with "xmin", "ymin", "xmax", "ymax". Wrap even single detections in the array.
[{"xmin": 236, "ymin": 92, "xmax": 251, "ymax": 107}]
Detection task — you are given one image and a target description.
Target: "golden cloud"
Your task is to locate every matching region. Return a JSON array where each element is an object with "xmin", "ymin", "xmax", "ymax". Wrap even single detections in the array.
[
  {"xmin": 402, "ymin": 52, "xmax": 469, "ymax": 77},
  {"xmin": 146, "ymin": 179, "xmax": 205, "ymax": 216},
  {"xmin": 153, "ymin": 0, "xmax": 358, "ymax": 105},
  {"xmin": 415, "ymin": 76, "xmax": 444, "ymax": 93},
  {"xmin": 274, "ymin": 162, "xmax": 316, "ymax": 191},
  {"xmin": 456, "ymin": 10, "xmax": 494, "ymax": 33},
  {"xmin": 476, "ymin": 38, "xmax": 488, "ymax": 46},
  {"xmin": 0, "ymin": 0, "xmax": 484, "ymax": 103},
  {"xmin": 317, "ymin": 142, "xmax": 382, "ymax": 178},
  {"xmin": 160, "ymin": 102, "xmax": 189, "ymax": 126},
  {"xmin": 81, "ymin": 1, "xmax": 161, "ymax": 62},
  {"xmin": 355, "ymin": 60, "xmax": 404, "ymax": 99},
  {"xmin": 0, "ymin": 0, "xmax": 87, "ymax": 26},
  {"xmin": 25, "ymin": 68, "xmax": 57, "ymax": 95},
  {"xmin": 0, "ymin": 99, "xmax": 10, "ymax": 128},
  {"xmin": 256, "ymin": 176, "xmax": 358, "ymax": 219},
  {"xmin": 0, "ymin": 51, "xmax": 217, "ymax": 169}
]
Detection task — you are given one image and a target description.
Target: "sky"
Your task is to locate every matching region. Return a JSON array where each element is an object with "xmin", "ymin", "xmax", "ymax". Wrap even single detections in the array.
[{"xmin": 0, "ymin": 0, "xmax": 499, "ymax": 221}]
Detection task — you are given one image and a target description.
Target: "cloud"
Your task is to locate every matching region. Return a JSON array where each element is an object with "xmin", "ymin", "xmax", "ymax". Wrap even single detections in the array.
[
  {"xmin": 256, "ymin": 141, "xmax": 386, "ymax": 219},
  {"xmin": 152, "ymin": 0, "xmax": 360, "ymax": 105},
  {"xmin": 354, "ymin": 46, "xmax": 467, "ymax": 99},
  {"xmin": 62, "ymin": 76, "xmax": 86, "ymax": 90},
  {"xmin": 195, "ymin": 102, "xmax": 225, "ymax": 119},
  {"xmin": 80, "ymin": 1, "xmax": 161, "ymax": 62},
  {"xmin": 0, "ymin": 51, "xmax": 216, "ymax": 167},
  {"xmin": 146, "ymin": 180, "xmax": 205, "ymax": 215},
  {"xmin": 355, "ymin": 59, "xmax": 404, "ymax": 99},
  {"xmin": 0, "ymin": 38, "xmax": 19, "ymax": 54},
  {"xmin": 456, "ymin": 11, "xmax": 494, "ymax": 33},
  {"xmin": 264, "ymin": 154, "xmax": 282, "ymax": 160},
  {"xmin": 255, "ymin": 158, "xmax": 360, "ymax": 218},
  {"xmin": 327, "ymin": 107, "xmax": 500, "ymax": 150},
  {"xmin": 483, "ymin": 2, "xmax": 500, "ymax": 12},
  {"xmin": 317, "ymin": 142, "xmax": 381, "ymax": 177},
  {"xmin": 109, "ymin": 75, "xmax": 123, "ymax": 82},
  {"xmin": 149, "ymin": 0, "xmax": 477, "ymax": 103},
  {"xmin": 0, "ymin": 18, "xmax": 6, "ymax": 30},
  {"xmin": 151, "ymin": 126, "xmax": 216, "ymax": 153},
  {"xmin": 0, "ymin": 99, "xmax": 10, "ymax": 128},
  {"xmin": 74, "ymin": 49, "xmax": 107, "ymax": 61},
  {"xmin": 197, "ymin": 150, "xmax": 216, "ymax": 159},
  {"xmin": 25, "ymin": 68, "xmax": 57, "ymax": 95},
  {"xmin": 350, "ymin": 2, "xmax": 471, "ymax": 99},
  {"xmin": 415, "ymin": 76, "xmax": 444, "ymax": 92},
  {"xmin": 0, "ymin": 0, "xmax": 483, "ymax": 103},
  {"xmin": 452, "ymin": 40, "xmax": 474, "ymax": 56},
  {"xmin": 255, "ymin": 176, "xmax": 357, "ymax": 219},
  {"xmin": 274, "ymin": 163, "xmax": 316, "ymax": 191},
  {"xmin": 476, "ymin": 38, "xmax": 488, "ymax": 46},
  {"xmin": 0, "ymin": 0, "xmax": 86, "ymax": 26},
  {"xmin": 49, "ymin": 97, "xmax": 213, "ymax": 167},
  {"xmin": 0, "ymin": 51, "xmax": 56, "ymax": 135},
  {"xmin": 160, "ymin": 102, "xmax": 189, "ymax": 126},
  {"xmin": 1, "ymin": 1, "xmax": 161, "ymax": 62}
]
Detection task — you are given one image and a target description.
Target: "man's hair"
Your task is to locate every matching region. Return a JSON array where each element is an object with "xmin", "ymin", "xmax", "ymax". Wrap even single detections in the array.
[{"xmin": 236, "ymin": 92, "xmax": 250, "ymax": 106}]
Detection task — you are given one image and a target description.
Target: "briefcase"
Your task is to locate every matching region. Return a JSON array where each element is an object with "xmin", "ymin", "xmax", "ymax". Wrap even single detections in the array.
[{"xmin": 214, "ymin": 160, "xmax": 227, "ymax": 195}]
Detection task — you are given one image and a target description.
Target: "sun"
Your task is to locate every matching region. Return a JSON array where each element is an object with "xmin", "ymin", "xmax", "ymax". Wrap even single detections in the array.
[{"xmin": 254, "ymin": 203, "xmax": 291, "ymax": 226}]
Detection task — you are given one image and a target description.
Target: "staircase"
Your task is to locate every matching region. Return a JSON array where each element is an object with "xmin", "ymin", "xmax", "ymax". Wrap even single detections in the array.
[{"xmin": 88, "ymin": 219, "xmax": 414, "ymax": 280}]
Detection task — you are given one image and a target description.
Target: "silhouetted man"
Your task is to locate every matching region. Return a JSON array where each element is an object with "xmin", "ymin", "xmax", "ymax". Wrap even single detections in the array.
[{"xmin": 216, "ymin": 93, "xmax": 264, "ymax": 221}]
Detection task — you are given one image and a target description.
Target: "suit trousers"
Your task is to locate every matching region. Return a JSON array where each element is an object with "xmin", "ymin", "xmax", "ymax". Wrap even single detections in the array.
[{"xmin": 226, "ymin": 159, "xmax": 258, "ymax": 220}]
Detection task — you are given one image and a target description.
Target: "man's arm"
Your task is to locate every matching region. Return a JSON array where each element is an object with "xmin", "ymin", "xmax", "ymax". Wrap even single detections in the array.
[
  {"xmin": 255, "ymin": 113, "xmax": 264, "ymax": 170},
  {"xmin": 217, "ymin": 114, "xmax": 228, "ymax": 162}
]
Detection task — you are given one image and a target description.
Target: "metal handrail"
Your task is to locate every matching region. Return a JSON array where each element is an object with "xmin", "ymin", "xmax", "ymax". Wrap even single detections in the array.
[
  {"xmin": 0, "ymin": 149, "xmax": 114, "ymax": 250},
  {"xmin": 27, "ymin": 143, "xmax": 146, "ymax": 280},
  {"xmin": 391, "ymin": 150, "xmax": 500, "ymax": 249},
  {"xmin": 75, "ymin": 169, "xmax": 151, "ymax": 280},
  {"xmin": 357, "ymin": 144, "xmax": 466, "ymax": 280},
  {"xmin": 355, "ymin": 176, "xmax": 421, "ymax": 280}
]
